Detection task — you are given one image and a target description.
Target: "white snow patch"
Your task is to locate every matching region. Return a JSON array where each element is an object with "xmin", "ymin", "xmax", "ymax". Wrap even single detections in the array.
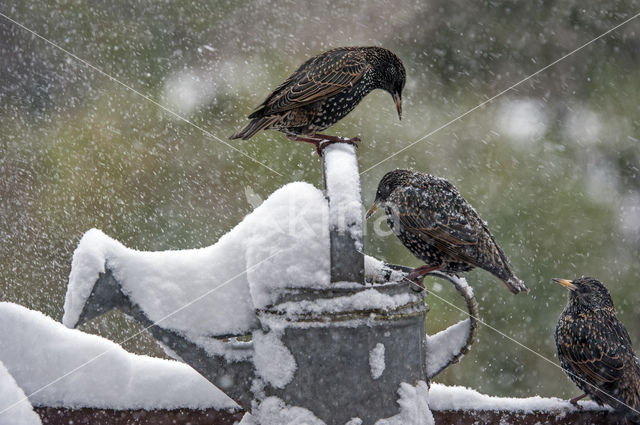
[
  {"xmin": 369, "ymin": 343, "xmax": 386, "ymax": 380},
  {"xmin": 191, "ymin": 336, "xmax": 253, "ymax": 362},
  {"xmin": 454, "ymin": 275, "xmax": 473, "ymax": 298},
  {"xmin": 429, "ymin": 383, "xmax": 605, "ymax": 412},
  {"xmin": 497, "ymin": 98, "xmax": 548, "ymax": 146},
  {"xmin": 376, "ymin": 381, "xmax": 433, "ymax": 425},
  {"xmin": 425, "ymin": 319, "xmax": 471, "ymax": 378},
  {"xmin": 364, "ymin": 256, "xmax": 406, "ymax": 284},
  {"xmin": 64, "ymin": 227, "xmax": 258, "ymax": 338},
  {"xmin": 0, "ymin": 302, "xmax": 236, "ymax": 410},
  {"xmin": 272, "ymin": 289, "xmax": 416, "ymax": 317},
  {"xmin": 253, "ymin": 330, "xmax": 297, "ymax": 389},
  {"xmin": 244, "ymin": 397, "xmax": 325, "ymax": 425},
  {"xmin": 64, "ymin": 182, "xmax": 330, "ymax": 338},
  {"xmin": 0, "ymin": 360, "xmax": 41, "ymax": 425},
  {"xmin": 323, "ymin": 144, "xmax": 363, "ymax": 252},
  {"xmin": 245, "ymin": 183, "xmax": 330, "ymax": 309}
]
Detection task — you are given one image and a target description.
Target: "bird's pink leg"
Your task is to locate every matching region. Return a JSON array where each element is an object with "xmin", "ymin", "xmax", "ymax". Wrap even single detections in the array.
[
  {"xmin": 316, "ymin": 134, "xmax": 360, "ymax": 153},
  {"xmin": 403, "ymin": 265, "xmax": 442, "ymax": 291},
  {"xmin": 288, "ymin": 134, "xmax": 360, "ymax": 156},
  {"xmin": 287, "ymin": 135, "xmax": 324, "ymax": 155},
  {"xmin": 569, "ymin": 393, "xmax": 587, "ymax": 408}
]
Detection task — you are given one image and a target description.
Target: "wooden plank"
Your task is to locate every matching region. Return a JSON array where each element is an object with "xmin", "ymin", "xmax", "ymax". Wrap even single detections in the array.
[
  {"xmin": 35, "ymin": 407, "xmax": 244, "ymax": 425},
  {"xmin": 35, "ymin": 407, "xmax": 624, "ymax": 424},
  {"xmin": 434, "ymin": 409, "xmax": 621, "ymax": 424}
]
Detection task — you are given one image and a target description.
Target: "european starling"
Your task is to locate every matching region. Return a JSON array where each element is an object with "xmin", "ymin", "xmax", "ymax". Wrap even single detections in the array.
[
  {"xmin": 554, "ymin": 277, "xmax": 640, "ymax": 422},
  {"xmin": 231, "ymin": 46, "xmax": 406, "ymax": 154},
  {"xmin": 366, "ymin": 169, "xmax": 528, "ymax": 294}
]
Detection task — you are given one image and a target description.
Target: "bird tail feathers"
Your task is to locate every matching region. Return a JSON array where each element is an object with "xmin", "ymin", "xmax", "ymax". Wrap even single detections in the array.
[
  {"xmin": 230, "ymin": 116, "xmax": 279, "ymax": 140},
  {"xmin": 503, "ymin": 275, "xmax": 529, "ymax": 294}
]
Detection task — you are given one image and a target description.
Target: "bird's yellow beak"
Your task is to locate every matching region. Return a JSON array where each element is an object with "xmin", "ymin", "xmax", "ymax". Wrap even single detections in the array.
[
  {"xmin": 365, "ymin": 204, "xmax": 378, "ymax": 220},
  {"xmin": 393, "ymin": 92, "xmax": 402, "ymax": 120},
  {"xmin": 552, "ymin": 278, "xmax": 577, "ymax": 291}
]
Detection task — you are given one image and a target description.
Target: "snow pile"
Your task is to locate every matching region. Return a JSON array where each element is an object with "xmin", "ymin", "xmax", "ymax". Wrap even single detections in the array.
[
  {"xmin": 364, "ymin": 256, "xmax": 407, "ymax": 284},
  {"xmin": 63, "ymin": 182, "xmax": 330, "ymax": 337},
  {"xmin": 425, "ymin": 319, "xmax": 471, "ymax": 378},
  {"xmin": 0, "ymin": 361, "xmax": 41, "ymax": 425},
  {"xmin": 0, "ymin": 302, "xmax": 236, "ymax": 410},
  {"xmin": 239, "ymin": 397, "xmax": 325, "ymax": 425},
  {"xmin": 369, "ymin": 343, "xmax": 386, "ymax": 380},
  {"xmin": 429, "ymin": 383, "xmax": 604, "ymax": 412},
  {"xmin": 253, "ymin": 330, "xmax": 297, "ymax": 389},
  {"xmin": 244, "ymin": 183, "xmax": 330, "ymax": 309},
  {"xmin": 322, "ymin": 143, "xmax": 363, "ymax": 251},
  {"xmin": 190, "ymin": 336, "xmax": 253, "ymax": 362},
  {"xmin": 240, "ymin": 381, "xmax": 433, "ymax": 425},
  {"xmin": 375, "ymin": 381, "xmax": 434, "ymax": 425},
  {"xmin": 449, "ymin": 275, "xmax": 473, "ymax": 298}
]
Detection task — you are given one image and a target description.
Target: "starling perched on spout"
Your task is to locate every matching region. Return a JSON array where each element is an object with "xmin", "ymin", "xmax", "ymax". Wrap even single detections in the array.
[
  {"xmin": 554, "ymin": 277, "xmax": 640, "ymax": 423},
  {"xmin": 231, "ymin": 46, "xmax": 405, "ymax": 154},
  {"xmin": 366, "ymin": 169, "xmax": 527, "ymax": 294}
]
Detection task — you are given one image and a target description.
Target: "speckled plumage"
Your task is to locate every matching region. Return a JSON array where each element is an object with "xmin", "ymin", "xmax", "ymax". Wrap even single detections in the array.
[
  {"xmin": 554, "ymin": 277, "xmax": 640, "ymax": 422},
  {"xmin": 368, "ymin": 169, "xmax": 527, "ymax": 294},
  {"xmin": 230, "ymin": 47, "xmax": 405, "ymax": 148}
]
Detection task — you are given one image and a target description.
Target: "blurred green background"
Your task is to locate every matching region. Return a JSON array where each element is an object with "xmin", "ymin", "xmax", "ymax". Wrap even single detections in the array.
[{"xmin": 1, "ymin": 0, "xmax": 640, "ymax": 400}]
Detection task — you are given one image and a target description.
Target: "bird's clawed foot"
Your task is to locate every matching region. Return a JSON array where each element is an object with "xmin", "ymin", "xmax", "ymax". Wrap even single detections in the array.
[
  {"xmin": 404, "ymin": 277, "xmax": 426, "ymax": 292},
  {"xmin": 569, "ymin": 393, "xmax": 587, "ymax": 409},
  {"xmin": 402, "ymin": 265, "xmax": 442, "ymax": 292},
  {"xmin": 288, "ymin": 134, "xmax": 360, "ymax": 156}
]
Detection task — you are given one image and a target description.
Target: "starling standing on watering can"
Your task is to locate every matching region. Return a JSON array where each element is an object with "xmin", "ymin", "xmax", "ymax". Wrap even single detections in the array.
[
  {"xmin": 366, "ymin": 169, "xmax": 528, "ymax": 294},
  {"xmin": 554, "ymin": 277, "xmax": 640, "ymax": 423},
  {"xmin": 231, "ymin": 46, "xmax": 406, "ymax": 155}
]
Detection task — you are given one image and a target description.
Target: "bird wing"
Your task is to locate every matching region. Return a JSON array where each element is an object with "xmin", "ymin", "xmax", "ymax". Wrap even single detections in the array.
[
  {"xmin": 389, "ymin": 183, "xmax": 481, "ymax": 265},
  {"xmin": 249, "ymin": 48, "xmax": 369, "ymax": 117},
  {"xmin": 557, "ymin": 310, "xmax": 630, "ymax": 391}
]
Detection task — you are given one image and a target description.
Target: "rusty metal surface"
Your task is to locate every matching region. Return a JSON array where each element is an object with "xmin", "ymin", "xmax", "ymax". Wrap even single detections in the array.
[
  {"xmin": 35, "ymin": 407, "xmax": 245, "ymax": 425},
  {"xmin": 433, "ymin": 409, "xmax": 622, "ymax": 424},
  {"xmin": 36, "ymin": 407, "xmax": 623, "ymax": 424}
]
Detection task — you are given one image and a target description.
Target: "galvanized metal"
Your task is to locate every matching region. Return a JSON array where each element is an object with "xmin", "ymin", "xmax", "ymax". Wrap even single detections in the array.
[
  {"xmin": 67, "ymin": 145, "xmax": 479, "ymax": 424},
  {"xmin": 259, "ymin": 280, "xmax": 428, "ymax": 424},
  {"xmin": 74, "ymin": 263, "xmax": 477, "ymax": 423},
  {"xmin": 383, "ymin": 265, "xmax": 479, "ymax": 379}
]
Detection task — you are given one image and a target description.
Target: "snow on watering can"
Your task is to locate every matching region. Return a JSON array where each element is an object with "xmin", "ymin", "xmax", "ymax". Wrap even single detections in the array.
[{"xmin": 62, "ymin": 144, "xmax": 477, "ymax": 424}]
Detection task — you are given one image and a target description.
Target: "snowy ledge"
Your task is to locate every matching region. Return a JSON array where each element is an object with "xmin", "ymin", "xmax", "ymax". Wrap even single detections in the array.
[
  {"xmin": 429, "ymin": 384, "xmax": 616, "ymax": 425},
  {"xmin": 0, "ymin": 302, "xmax": 617, "ymax": 425}
]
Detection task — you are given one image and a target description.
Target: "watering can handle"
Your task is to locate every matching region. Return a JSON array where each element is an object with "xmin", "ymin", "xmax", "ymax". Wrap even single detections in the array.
[
  {"xmin": 382, "ymin": 264, "xmax": 479, "ymax": 379},
  {"xmin": 423, "ymin": 271, "xmax": 479, "ymax": 379}
]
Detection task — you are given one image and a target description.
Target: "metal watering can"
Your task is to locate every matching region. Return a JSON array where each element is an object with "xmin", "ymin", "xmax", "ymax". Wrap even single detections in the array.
[{"xmin": 67, "ymin": 144, "xmax": 478, "ymax": 424}]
